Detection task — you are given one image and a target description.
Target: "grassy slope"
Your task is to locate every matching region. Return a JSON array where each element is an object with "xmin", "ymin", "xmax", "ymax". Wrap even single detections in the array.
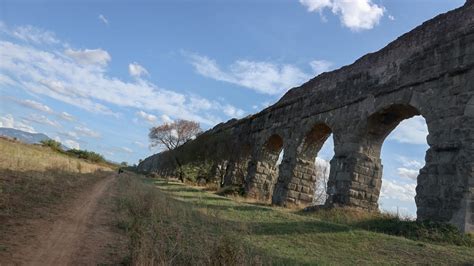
[
  {"xmin": 155, "ymin": 181, "xmax": 473, "ymax": 265},
  {"xmin": 0, "ymin": 138, "xmax": 113, "ymax": 221}
]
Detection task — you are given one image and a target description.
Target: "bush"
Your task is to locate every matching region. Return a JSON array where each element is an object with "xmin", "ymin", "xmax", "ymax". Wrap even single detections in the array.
[
  {"xmin": 177, "ymin": 161, "xmax": 213, "ymax": 183},
  {"xmin": 40, "ymin": 139, "xmax": 63, "ymax": 152},
  {"xmin": 66, "ymin": 149, "xmax": 106, "ymax": 163}
]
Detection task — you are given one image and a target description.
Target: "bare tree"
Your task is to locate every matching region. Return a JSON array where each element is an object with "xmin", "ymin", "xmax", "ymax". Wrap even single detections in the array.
[
  {"xmin": 313, "ymin": 158, "xmax": 330, "ymax": 205},
  {"xmin": 149, "ymin": 119, "xmax": 202, "ymax": 181}
]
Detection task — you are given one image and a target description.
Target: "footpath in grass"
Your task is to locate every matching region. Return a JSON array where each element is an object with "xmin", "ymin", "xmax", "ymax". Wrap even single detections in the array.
[{"xmin": 154, "ymin": 180, "xmax": 474, "ymax": 265}]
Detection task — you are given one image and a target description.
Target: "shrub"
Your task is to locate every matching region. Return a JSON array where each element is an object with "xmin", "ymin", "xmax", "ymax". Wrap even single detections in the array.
[
  {"xmin": 40, "ymin": 139, "xmax": 63, "ymax": 152},
  {"xmin": 66, "ymin": 149, "xmax": 106, "ymax": 163}
]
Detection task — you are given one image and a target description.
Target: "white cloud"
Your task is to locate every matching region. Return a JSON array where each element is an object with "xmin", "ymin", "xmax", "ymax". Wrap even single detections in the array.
[
  {"xmin": 300, "ymin": 0, "xmax": 385, "ymax": 31},
  {"xmin": 187, "ymin": 52, "xmax": 315, "ymax": 95},
  {"xmin": 24, "ymin": 114, "xmax": 61, "ymax": 128},
  {"xmin": 397, "ymin": 156, "xmax": 423, "ymax": 169},
  {"xmin": 136, "ymin": 110, "xmax": 157, "ymax": 124},
  {"xmin": 18, "ymin": 99, "xmax": 53, "ymax": 113},
  {"xmin": 64, "ymin": 139, "xmax": 80, "ymax": 149},
  {"xmin": 0, "ymin": 114, "xmax": 36, "ymax": 133},
  {"xmin": 121, "ymin": 147, "xmax": 133, "ymax": 153},
  {"xmin": 59, "ymin": 111, "xmax": 75, "ymax": 121},
  {"xmin": 388, "ymin": 116, "xmax": 428, "ymax": 145},
  {"xmin": 133, "ymin": 141, "xmax": 146, "ymax": 148},
  {"xmin": 222, "ymin": 104, "xmax": 245, "ymax": 118},
  {"xmin": 129, "ymin": 62, "xmax": 149, "ymax": 78},
  {"xmin": 397, "ymin": 167, "xmax": 419, "ymax": 181},
  {"xmin": 380, "ymin": 179, "xmax": 416, "ymax": 202},
  {"xmin": 59, "ymin": 130, "xmax": 79, "ymax": 140},
  {"xmin": 309, "ymin": 60, "xmax": 333, "ymax": 75},
  {"xmin": 161, "ymin": 114, "xmax": 173, "ymax": 124},
  {"xmin": 0, "ymin": 23, "xmax": 239, "ymax": 126},
  {"xmin": 98, "ymin": 14, "xmax": 109, "ymax": 25},
  {"xmin": 75, "ymin": 126, "xmax": 101, "ymax": 138},
  {"xmin": 388, "ymin": 15, "xmax": 395, "ymax": 21},
  {"xmin": 3, "ymin": 24, "xmax": 60, "ymax": 45},
  {"xmin": 65, "ymin": 48, "xmax": 111, "ymax": 67}
]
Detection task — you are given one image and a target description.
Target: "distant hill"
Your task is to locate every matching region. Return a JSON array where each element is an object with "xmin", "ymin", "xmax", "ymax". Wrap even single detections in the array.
[
  {"xmin": 0, "ymin": 127, "xmax": 51, "ymax": 144},
  {"xmin": 0, "ymin": 127, "xmax": 73, "ymax": 150}
]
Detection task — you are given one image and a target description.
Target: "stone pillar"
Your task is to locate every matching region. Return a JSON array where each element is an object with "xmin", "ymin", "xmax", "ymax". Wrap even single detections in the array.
[
  {"xmin": 272, "ymin": 145, "xmax": 321, "ymax": 206},
  {"xmin": 246, "ymin": 157, "xmax": 281, "ymax": 201},
  {"xmin": 246, "ymin": 135, "xmax": 283, "ymax": 201},
  {"xmin": 272, "ymin": 123, "xmax": 332, "ymax": 206},
  {"xmin": 325, "ymin": 151, "xmax": 382, "ymax": 210},
  {"xmin": 272, "ymin": 143, "xmax": 299, "ymax": 205},
  {"xmin": 417, "ymin": 113, "xmax": 474, "ymax": 233}
]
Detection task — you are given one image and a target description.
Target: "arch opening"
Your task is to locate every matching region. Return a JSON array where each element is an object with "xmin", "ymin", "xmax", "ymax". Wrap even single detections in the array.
[
  {"xmin": 366, "ymin": 104, "xmax": 429, "ymax": 218},
  {"xmin": 294, "ymin": 123, "xmax": 334, "ymax": 206}
]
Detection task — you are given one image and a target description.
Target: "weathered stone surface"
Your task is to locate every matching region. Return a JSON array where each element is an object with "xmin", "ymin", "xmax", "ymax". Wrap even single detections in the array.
[{"xmin": 138, "ymin": 2, "xmax": 474, "ymax": 233}]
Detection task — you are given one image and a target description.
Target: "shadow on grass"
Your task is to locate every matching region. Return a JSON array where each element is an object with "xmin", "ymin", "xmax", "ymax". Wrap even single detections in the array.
[
  {"xmin": 297, "ymin": 207, "xmax": 474, "ymax": 246},
  {"xmin": 352, "ymin": 217, "xmax": 473, "ymax": 246},
  {"xmin": 249, "ymin": 220, "xmax": 350, "ymax": 235},
  {"xmin": 200, "ymin": 204, "xmax": 274, "ymax": 213},
  {"xmin": 175, "ymin": 194, "xmax": 232, "ymax": 202}
]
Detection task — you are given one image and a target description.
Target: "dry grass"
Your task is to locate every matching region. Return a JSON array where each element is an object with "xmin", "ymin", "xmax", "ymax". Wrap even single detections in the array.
[
  {"xmin": 0, "ymin": 137, "xmax": 111, "ymax": 174},
  {"xmin": 0, "ymin": 138, "xmax": 113, "ymax": 221},
  {"xmin": 115, "ymin": 174, "xmax": 266, "ymax": 265}
]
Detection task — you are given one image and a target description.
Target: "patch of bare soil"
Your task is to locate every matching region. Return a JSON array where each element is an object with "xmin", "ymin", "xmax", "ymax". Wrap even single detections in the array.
[{"xmin": 0, "ymin": 175, "xmax": 127, "ymax": 265}]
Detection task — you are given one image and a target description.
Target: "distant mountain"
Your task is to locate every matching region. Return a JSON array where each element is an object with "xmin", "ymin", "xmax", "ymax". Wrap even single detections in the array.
[{"xmin": 0, "ymin": 127, "xmax": 51, "ymax": 144}]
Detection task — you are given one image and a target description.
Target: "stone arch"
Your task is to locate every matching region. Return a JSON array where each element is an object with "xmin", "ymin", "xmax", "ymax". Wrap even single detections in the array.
[
  {"xmin": 272, "ymin": 122, "xmax": 334, "ymax": 206},
  {"xmin": 296, "ymin": 123, "xmax": 333, "ymax": 205},
  {"xmin": 246, "ymin": 133, "xmax": 284, "ymax": 201},
  {"xmin": 365, "ymin": 104, "xmax": 429, "ymax": 216},
  {"xmin": 326, "ymin": 103, "xmax": 429, "ymax": 211},
  {"xmin": 363, "ymin": 104, "xmax": 423, "ymax": 158}
]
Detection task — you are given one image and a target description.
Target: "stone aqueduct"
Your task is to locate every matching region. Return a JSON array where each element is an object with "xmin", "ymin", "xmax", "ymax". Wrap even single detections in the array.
[{"xmin": 139, "ymin": 1, "xmax": 474, "ymax": 233}]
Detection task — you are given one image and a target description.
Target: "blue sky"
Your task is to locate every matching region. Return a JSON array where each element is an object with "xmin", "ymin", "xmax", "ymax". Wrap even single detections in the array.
[{"xmin": 0, "ymin": 0, "xmax": 465, "ymax": 216}]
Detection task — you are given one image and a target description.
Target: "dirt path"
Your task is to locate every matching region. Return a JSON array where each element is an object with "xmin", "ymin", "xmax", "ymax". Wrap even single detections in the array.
[{"xmin": 1, "ymin": 175, "xmax": 127, "ymax": 265}]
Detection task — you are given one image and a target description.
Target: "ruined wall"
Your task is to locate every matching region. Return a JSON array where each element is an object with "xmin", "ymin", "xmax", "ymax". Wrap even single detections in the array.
[{"xmin": 139, "ymin": 1, "xmax": 474, "ymax": 232}]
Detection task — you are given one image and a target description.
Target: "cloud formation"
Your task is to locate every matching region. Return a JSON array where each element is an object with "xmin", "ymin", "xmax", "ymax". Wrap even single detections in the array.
[
  {"xmin": 59, "ymin": 111, "xmax": 75, "ymax": 121},
  {"xmin": 18, "ymin": 99, "xmax": 53, "ymax": 113},
  {"xmin": 187, "ymin": 52, "xmax": 332, "ymax": 95},
  {"xmin": 129, "ymin": 62, "xmax": 149, "ymax": 78},
  {"xmin": 389, "ymin": 116, "xmax": 428, "ymax": 145},
  {"xmin": 65, "ymin": 48, "xmax": 111, "ymax": 67},
  {"xmin": 309, "ymin": 60, "xmax": 333, "ymax": 75},
  {"xmin": 136, "ymin": 110, "xmax": 157, "ymax": 124},
  {"xmin": 0, "ymin": 23, "xmax": 244, "ymax": 126},
  {"xmin": 98, "ymin": 14, "xmax": 109, "ymax": 25},
  {"xmin": 75, "ymin": 126, "xmax": 101, "ymax": 138},
  {"xmin": 299, "ymin": 0, "xmax": 385, "ymax": 31},
  {"xmin": 1, "ymin": 23, "xmax": 60, "ymax": 45},
  {"xmin": 380, "ymin": 179, "xmax": 416, "ymax": 202},
  {"xmin": 0, "ymin": 114, "xmax": 36, "ymax": 133},
  {"xmin": 397, "ymin": 167, "xmax": 419, "ymax": 181},
  {"xmin": 24, "ymin": 114, "xmax": 62, "ymax": 128},
  {"xmin": 64, "ymin": 139, "xmax": 80, "ymax": 149}
]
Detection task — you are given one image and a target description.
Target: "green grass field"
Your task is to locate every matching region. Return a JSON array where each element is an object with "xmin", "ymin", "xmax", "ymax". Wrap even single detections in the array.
[{"xmin": 142, "ymin": 180, "xmax": 473, "ymax": 265}]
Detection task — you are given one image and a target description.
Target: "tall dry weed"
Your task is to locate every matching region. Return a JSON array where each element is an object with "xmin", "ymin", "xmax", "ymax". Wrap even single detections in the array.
[{"xmin": 116, "ymin": 174, "xmax": 266, "ymax": 265}]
